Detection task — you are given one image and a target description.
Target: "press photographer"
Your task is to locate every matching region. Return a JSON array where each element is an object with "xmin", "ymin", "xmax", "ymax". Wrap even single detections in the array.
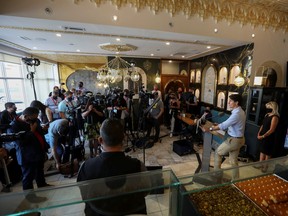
[
  {"xmin": 81, "ymin": 93, "xmax": 105, "ymax": 158},
  {"xmin": 106, "ymin": 88, "xmax": 127, "ymax": 119}
]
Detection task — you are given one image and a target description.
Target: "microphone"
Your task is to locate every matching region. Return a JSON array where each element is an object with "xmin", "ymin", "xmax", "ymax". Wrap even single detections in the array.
[{"xmin": 196, "ymin": 111, "xmax": 225, "ymax": 134}]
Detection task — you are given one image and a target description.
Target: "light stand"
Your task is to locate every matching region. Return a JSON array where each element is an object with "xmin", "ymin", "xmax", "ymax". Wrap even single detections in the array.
[{"xmin": 22, "ymin": 57, "xmax": 40, "ymax": 100}]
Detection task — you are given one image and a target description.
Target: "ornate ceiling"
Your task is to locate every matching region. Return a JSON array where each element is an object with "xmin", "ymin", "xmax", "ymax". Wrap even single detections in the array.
[{"xmin": 73, "ymin": 0, "xmax": 288, "ymax": 32}]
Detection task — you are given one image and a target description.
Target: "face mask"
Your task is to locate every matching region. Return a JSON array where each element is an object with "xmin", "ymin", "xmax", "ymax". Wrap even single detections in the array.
[
  {"xmin": 205, "ymin": 109, "xmax": 210, "ymax": 113},
  {"xmin": 266, "ymin": 108, "xmax": 273, "ymax": 113},
  {"xmin": 79, "ymin": 84, "xmax": 83, "ymax": 88},
  {"xmin": 67, "ymin": 97, "xmax": 73, "ymax": 102},
  {"xmin": 53, "ymin": 96, "xmax": 58, "ymax": 100}
]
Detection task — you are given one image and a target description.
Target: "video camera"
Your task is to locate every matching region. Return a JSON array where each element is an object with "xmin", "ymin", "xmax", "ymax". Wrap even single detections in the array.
[
  {"xmin": 0, "ymin": 131, "xmax": 26, "ymax": 147},
  {"xmin": 78, "ymin": 92, "xmax": 106, "ymax": 110},
  {"xmin": 139, "ymin": 85, "xmax": 154, "ymax": 99}
]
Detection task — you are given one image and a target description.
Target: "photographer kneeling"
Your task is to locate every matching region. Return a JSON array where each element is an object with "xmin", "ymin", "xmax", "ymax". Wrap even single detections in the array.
[
  {"xmin": 82, "ymin": 96, "xmax": 105, "ymax": 158},
  {"xmin": 45, "ymin": 119, "xmax": 69, "ymax": 170}
]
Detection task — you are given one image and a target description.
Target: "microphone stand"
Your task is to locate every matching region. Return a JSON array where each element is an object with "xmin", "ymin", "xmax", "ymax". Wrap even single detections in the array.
[{"xmin": 140, "ymin": 96, "xmax": 160, "ymax": 165}]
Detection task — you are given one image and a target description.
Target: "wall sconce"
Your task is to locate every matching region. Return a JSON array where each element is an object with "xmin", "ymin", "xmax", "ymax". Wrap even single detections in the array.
[
  {"xmin": 155, "ymin": 72, "xmax": 161, "ymax": 83},
  {"xmin": 234, "ymin": 73, "xmax": 245, "ymax": 87}
]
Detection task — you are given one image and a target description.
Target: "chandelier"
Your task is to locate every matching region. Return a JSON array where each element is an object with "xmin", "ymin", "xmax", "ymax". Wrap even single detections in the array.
[{"xmin": 96, "ymin": 56, "xmax": 140, "ymax": 84}]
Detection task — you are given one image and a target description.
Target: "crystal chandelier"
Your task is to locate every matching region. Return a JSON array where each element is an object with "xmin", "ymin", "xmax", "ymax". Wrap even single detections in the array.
[{"xmin": 96, "ymin": 56, "xmax": 140, "ymax": 84}]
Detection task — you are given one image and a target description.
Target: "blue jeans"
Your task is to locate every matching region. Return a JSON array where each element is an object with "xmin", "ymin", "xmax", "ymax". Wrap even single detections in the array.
[{"xmin": 21, "ymin": 162, "xmax": 46, "ymax": 190}]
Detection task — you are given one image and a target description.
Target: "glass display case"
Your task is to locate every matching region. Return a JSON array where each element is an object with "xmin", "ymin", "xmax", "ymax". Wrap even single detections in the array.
[
  {"xmin": 178, "ymin": 156, "xmax": 288, "ymax": 216},
  {"xmin": 0, "ymin": 169, "xmax": 179, "ymax": 216}
]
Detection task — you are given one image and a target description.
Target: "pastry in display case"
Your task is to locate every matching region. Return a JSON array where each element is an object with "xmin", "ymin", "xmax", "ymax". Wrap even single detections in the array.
[
  {"xmin": 179, "ymin": 156, "xmax": 288, "ymax": 216},
  {"xmin": 235, "ymin": 175, "xmax": 288, "ymax": 215},
  {"xmin": 188, "ymin": 185, "xmax": 265, "ymax": 216}
]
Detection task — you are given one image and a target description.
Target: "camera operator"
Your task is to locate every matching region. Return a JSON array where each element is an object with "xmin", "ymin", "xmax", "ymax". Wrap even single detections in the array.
[
  {"xmin": 184, "ymin": 87, "xmax": 198, "ymax": 115},
  {"xmin": 107, "ymin": 90, "xmax": 127, "ymax": 119},
  {"xmin": 8, "ymin": 107, "xmax": 50, "ymax": 191},
  {"xmin": 146, "ymin": 92, "xmax": 164, "ymax": 143},
  {"xmin": 58, "ymin": 91, "xmax": 78, "ymax": 121},
  {"xmin": 81, "ymin": 95, "xmax": 105, "ymax": 158}
]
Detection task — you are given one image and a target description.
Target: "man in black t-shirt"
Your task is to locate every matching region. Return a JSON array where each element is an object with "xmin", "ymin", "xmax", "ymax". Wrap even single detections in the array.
[{"xmin": 77, "ymin": 118, "xmax": 148, "ymax": 216}]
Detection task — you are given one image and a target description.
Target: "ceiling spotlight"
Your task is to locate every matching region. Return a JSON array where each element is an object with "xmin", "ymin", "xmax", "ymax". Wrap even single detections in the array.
[
  {"xmin": 150, "ymin": 54, "xmax": 154, "ymax": 56},
  {"xmin": 113, "ymin": 15, "xmax": 118, "ymax": 21},
  {"xmin": 76, "ymin": 49, "xmax": 80, "ymax": 52},
  {"xmin": 207, "ymin": 46, "xmax": 211, "ymax": 49},
  {"xmin": 214, "ymin": 28, "xmax": 218, "ymax": 33},
  {"xmin": 33, "ymin": 47, "xmax": 37, "ymax": 49},
  {"xmin": 170, "ymin": 54, "xmax": 173, "ymax": 56},
  {"xmin": 182, "ymin": 56, "xmax": 185, "ymax": 58},
  {"xmin": 116, "ymin": 38, "xmax": 120, "ymax": 41},
  {"xmin": 56, "ymin": 33, "xmax": 62, "ymax": 37},
  {"xmin": 166, "ymin": 42, "xmax": 170, "ymax": 45},
  {"xmin": 168, "ymin": 60, "xmax": 172, "ymax": 63},
  {"xmin": 252, "ymin": 33, "xmax": 255, "ymax": 38},
  {"xmin": 116, "ymin": 51, "xmax": 119, "ymax": 54}
]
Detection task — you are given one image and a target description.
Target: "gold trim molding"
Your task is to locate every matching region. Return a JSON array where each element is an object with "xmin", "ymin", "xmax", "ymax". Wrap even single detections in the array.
[{"xmin": 71, "ymin": 0, "xmax": 288, "ymax": 32}]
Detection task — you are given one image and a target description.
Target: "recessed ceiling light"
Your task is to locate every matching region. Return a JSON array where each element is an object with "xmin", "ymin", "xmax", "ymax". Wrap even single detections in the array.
[
  {"xmin": 166, "ymin": 42, "xmax": 170, "ymax": 45},
  {"xmin": 116, "ymin": 38, "xmax": 120, "ymax": 41},
  {"xmin": 116, "ymin": 51, "xmax": 119, "ymax": 54},
  {"xmin": 182, "ymin": 56, "xmax": 185, "ymax": 58},
  {"xmin": 33, "ymin": 47, "xmax": 37, "ymax": 49},
  {"xmin": 170, "ymin": 54, "xmax": 173, "ymax": 56},
  {"xmin": 169, "ymin": 60, "xmax": 172, "ymax": 63},
  {"xmin": 207, "ymin": 46, "xmax": 211, "ymax": 49},
  {"xmin": 214, "ymin": 28, "xmax": 218, "ymax": 33},
  {"xmin": 76, "ymin": 49, "xmax": 80, "ymax": 52},
  {"xmin": 113, "ymin": 15, "xmax": 118, "ymax": 21},
  {"xmin": 252, "ymin": 33, "xmax": 255, "ymax": 38},
  {"xmin": 150, "ymin": 54, "xmax": 154, "ymax": 56},
  {"xmin": 56, "ymin": 33, "xmax": 62, "ymax": 37}
]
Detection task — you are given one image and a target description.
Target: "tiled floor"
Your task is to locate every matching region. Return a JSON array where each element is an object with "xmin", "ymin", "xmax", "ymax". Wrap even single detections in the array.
[{"xmin": 0, "ymin": 125, "xmax": 251, "ymax": 215}]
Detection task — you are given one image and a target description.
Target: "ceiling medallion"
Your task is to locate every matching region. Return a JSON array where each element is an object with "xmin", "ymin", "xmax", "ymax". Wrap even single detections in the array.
[{"xmin": 99, "ymin": 44, "xmax": 137, "ymax": 52}]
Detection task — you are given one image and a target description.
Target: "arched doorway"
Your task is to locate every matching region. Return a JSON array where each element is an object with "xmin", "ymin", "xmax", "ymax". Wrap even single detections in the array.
[{"xmin": 164, "ymin": 79, "xmax": 185, "ymax": 95}]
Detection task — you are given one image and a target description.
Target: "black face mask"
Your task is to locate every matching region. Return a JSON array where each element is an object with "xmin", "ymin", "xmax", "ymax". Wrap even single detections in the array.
[
  {"xmin": 52, "ymin": 96, "xmax": 58, "ymax": 100},
  {"xmin": 78, "ymin": 84, "xmax": 83, "ymax": 88},
  {"xmin": 67, "ymin": 97, "xmax": 73, "ymax": 102},
  {"xmin": 266, "ymin": 108, "xmax": 273, "ymax": 113}
]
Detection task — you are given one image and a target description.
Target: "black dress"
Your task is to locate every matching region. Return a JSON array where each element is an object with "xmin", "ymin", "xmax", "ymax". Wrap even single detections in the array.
[{"xmin": 259, "ymin": 114, "xmax": 279, "ymax": 155}]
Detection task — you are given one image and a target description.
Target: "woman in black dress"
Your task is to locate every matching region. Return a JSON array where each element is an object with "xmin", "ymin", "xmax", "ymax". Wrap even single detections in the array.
[{"xmin": 257, "ymin": 101, "xmax": 279, "ymax": 172}]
